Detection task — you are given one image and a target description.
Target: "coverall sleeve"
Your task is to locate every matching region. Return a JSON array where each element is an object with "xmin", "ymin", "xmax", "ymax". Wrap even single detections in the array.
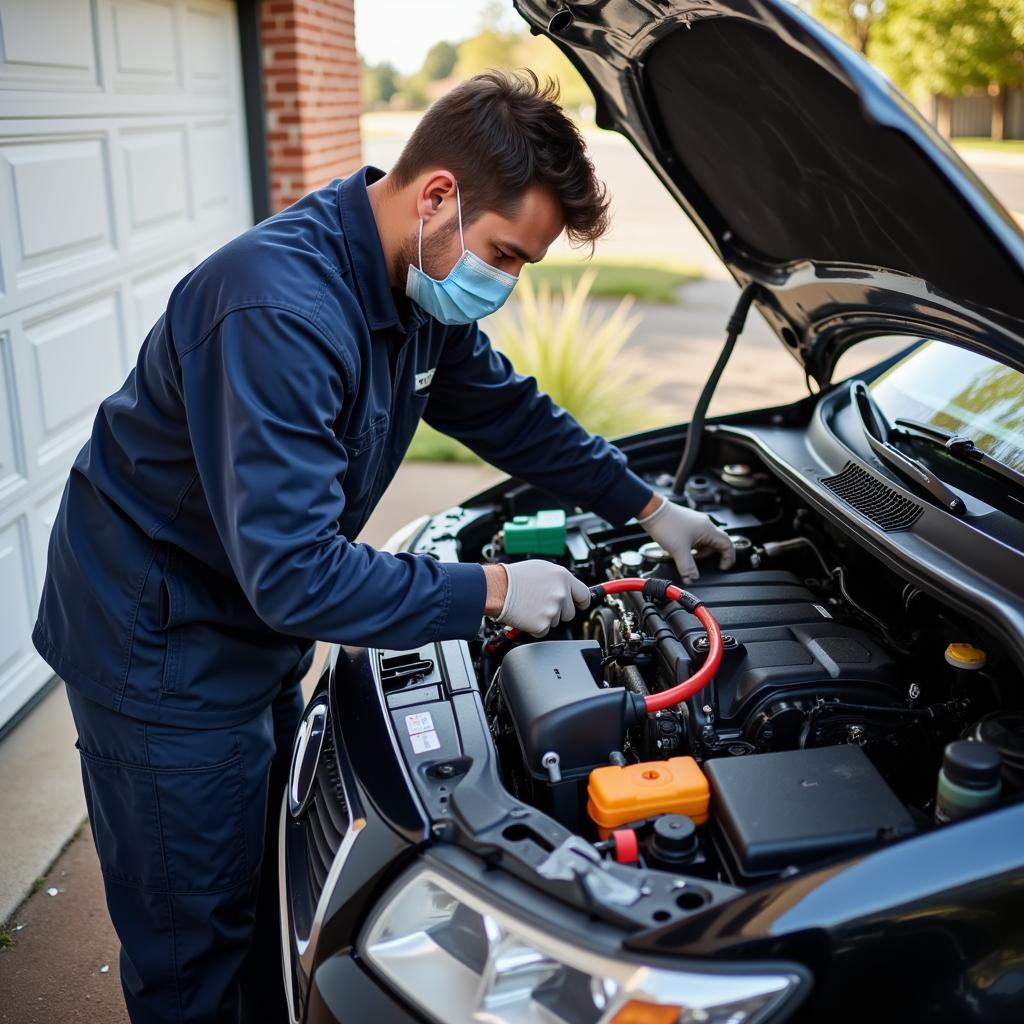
[
  {"xmin": 422, "ymin": 322, "xmax": 654, "ymax": 525},
  {"xmin": 178, "ymin": 306, "xmax": 486, "ymax": 647}
]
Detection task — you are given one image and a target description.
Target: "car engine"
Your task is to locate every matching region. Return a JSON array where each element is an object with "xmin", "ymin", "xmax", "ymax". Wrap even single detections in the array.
[{"xmin": 457, "ymin": 448, "xmax": 1022, "ymax": 888}]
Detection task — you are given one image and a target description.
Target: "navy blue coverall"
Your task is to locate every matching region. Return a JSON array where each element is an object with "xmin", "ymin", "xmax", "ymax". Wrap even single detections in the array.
[{"xmin": 33, "ymin": 166, "xmax": 654, "ymax": 1023}]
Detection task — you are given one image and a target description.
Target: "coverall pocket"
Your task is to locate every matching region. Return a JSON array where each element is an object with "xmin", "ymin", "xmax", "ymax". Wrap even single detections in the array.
[
  {"xmin": 76, "ymin": 743, "xmax": 249, "ymax": 893},
  {"xmin": 342, "ymin": 413, "xmax": 389, "ymax": 455},
  {"xmin": 155, "ymin": 565, "xmax": 183, "ymax": 693},
  {"xmin": 341, "ymin": 414, "xmax": 389, "ymax": 505}
]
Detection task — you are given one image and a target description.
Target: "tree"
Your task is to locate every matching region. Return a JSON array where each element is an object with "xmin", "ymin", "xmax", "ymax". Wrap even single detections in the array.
[
  {"xmin": 422, "ymin": 40, "xmax": 458, "ymax": 81},
  {"xmin": 448, "ymin": 30, "xmax": 592, "ymax": 111},
  {"xmin": 871, "ymin": 0, "xmax": 1024, "ymax": 139},
  {"xmin": 397, "ymin": 72, "xmax": 429, "ymax": 110},
  {"xmin": 453, "ymin": 29, "xmax": 518, "ymax": 80},
  {"xmin": 810, "ymin": 0, "xmax": 888, "ymax": 54},
  {"xmin": 515, "ymin": 34, "xmax": 593, "ymax": 110},
  {"xmin": 361, "ymin": 61, "xmax": 398, "ymax": 109}
]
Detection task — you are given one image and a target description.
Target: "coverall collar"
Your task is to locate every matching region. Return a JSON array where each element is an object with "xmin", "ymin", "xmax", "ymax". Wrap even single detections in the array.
[{"xmin": 337, "ymin": 165, "xmax": 428, "ymax": 336}]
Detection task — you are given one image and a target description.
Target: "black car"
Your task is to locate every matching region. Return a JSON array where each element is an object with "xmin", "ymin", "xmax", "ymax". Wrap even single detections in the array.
[{"xmin": 280, "ymin": 2, "xmax": 1024, "ymax": 1021}]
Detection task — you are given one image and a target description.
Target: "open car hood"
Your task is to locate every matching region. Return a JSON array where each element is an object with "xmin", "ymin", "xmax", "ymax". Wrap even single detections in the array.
[{"xmin": 513, "ymin": 0, "xmax": 1024, "ymax": 382}]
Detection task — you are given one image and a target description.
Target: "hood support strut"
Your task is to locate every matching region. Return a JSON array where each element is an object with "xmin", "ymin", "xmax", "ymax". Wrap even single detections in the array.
[{"xmin": 671, "ymin": 283, "xmax": 760, "ymax": 498}]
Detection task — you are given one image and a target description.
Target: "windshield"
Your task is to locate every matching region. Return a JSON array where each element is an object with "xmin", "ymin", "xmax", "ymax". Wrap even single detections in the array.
[{"xmin": 870, "ymin": 341, "xmax": 1024, "ymax": 473}]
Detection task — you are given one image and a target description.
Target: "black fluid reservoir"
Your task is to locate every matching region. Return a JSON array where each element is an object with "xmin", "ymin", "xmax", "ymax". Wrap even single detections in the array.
[
  {"xmin": 935, "ymin": 740, "xmax": 1002, "ymax": 824},
  {"xmin": 647, "ymin": 814, "xmax": 700, "ymax": 868}
]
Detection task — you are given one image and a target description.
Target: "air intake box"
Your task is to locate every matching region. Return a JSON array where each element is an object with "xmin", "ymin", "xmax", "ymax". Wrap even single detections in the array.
[{"xmin": 498, "ymin": 640, "xmax": 643, "ymax": 782}]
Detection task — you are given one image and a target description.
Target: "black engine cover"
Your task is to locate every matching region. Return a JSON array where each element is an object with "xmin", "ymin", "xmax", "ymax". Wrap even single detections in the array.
[
  {"xmin": 651, "ymin": 569, "xmax": 902, "ymax": 732},
  {"xmin": 498, "ymin": 640, "xmax": 637, "ymax": 782}
]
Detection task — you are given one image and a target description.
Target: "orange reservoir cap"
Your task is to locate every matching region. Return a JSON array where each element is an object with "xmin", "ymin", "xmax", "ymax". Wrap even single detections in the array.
[{"xmin": 587, "ymin": 757, "xmax": 709, "ymax": 837}]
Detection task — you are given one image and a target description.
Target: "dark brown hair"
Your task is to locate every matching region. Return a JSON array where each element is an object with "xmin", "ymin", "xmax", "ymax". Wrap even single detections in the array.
[{"xmin": 389, "ymin": 70, "xmax": 609, "ymax": 250}]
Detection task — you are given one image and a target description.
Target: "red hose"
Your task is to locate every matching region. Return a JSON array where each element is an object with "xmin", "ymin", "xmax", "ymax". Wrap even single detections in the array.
[
  {"xmin": 599, "ymin": 579, "xmax": 722, "ymax": 712},
  {"xmin": 644, "ymin": 603, "xmax": 721, "ymax": 711},
  {"xmin": 487, "ymin": 576, "xmax": 723, "ymax": 715}
]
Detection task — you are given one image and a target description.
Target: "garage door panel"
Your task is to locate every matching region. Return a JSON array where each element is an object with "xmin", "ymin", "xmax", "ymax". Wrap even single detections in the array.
[
  {"xmin": 191, "ymin": 118, "xmax": 236, "ymax": 215},
  {"xmin": 0, "ymin": 0, "xmax": 100, "ymax": 91},
  {"xmin": 0, "ymin": 329, "xmax": 26, "ymax": 502},
  {"xmin": 131, "ymin": 258, "xmax": 191, "ymax": 340},
  {"xmin": 0, "ymin": 516, "xmax": 34, "ymax": 672},
  {"xmin": 0, "ymin": 0, "xmax": 249, "ymax": 727},
  {"xmin": 28, "ymin": 482, "xmax": 65, "ymax": 606},
  {"xmin": 185, "ymin": 4, "xmax": 231, "ymax": 94},
  {"xmin": 109, "ymin": 0, "xmax": 181, "ymax": 92},
  {"xmin": 2, "ymin": 135, "xmax": 115, "ymax": 283},
  {"xmin": 22, "ymin": 288, "xmax": 125, "ymax": 466},
  {"xmin": 122, "ymin": 126, "xmax": 191, "ymax": 237},
  {"xmin": 0, "ymin": 512, "xmax": 47, "ymax": 728}
]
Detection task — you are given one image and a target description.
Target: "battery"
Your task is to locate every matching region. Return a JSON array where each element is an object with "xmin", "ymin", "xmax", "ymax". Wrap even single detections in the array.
[{"xmin": 704, "ymin": 744, "xmax": 915, "ymax": 882}]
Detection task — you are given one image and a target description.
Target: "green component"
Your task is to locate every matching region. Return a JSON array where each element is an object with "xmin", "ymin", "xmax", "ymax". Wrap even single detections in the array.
[{"xmin": 502, "ymin": 510, "xmax": 567, "ymax": 556}]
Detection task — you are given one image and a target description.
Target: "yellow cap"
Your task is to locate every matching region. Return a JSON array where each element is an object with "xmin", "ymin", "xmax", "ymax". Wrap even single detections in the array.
[{"xmin": 945, "ymin": 643, "xmax": 987, "ymax": 670}]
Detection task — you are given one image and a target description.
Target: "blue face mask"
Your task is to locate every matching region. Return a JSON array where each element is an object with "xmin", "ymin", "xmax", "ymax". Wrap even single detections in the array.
[{"xmin": 405, "ymin": 182, "xmax": 518, "ymax": 325}]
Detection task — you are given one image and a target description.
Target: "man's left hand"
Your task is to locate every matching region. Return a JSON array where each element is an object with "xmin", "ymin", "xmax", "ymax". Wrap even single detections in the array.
[{"xmin": 637, "ymin": 496, "xmax": 735, "ymax": 584}]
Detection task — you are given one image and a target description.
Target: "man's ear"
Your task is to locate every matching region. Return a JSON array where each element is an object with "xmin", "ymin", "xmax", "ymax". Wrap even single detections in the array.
[{"xmin": 416, "ymin": 171, "xmax": 457, "ymax": 221}]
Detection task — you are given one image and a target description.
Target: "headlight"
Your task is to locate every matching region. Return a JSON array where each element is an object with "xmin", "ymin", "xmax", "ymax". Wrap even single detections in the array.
[{"xmin": 360, "ymin": 867, "xmax": 804, "ymax": 1024}]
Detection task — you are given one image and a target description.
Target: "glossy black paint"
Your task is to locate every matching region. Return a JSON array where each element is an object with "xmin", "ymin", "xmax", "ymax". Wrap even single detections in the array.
[
  {"xmin": 294, "ymin": 587, "xmax": 1024, "ymax": 1023},
  {"xmin": 331, "ymin": 645, "xmax": 429, "ymax": 843},
  {"xmin": 512, "ymin": 0, "xmax": 1024, "ymax": 382},
  {"xmin": 627, "ymin": 801, "xmax": 1024, "ymax": 1023},
  {"xmin": 308, "ymin": 952, "xmax": 423, "ymax": 1024}
]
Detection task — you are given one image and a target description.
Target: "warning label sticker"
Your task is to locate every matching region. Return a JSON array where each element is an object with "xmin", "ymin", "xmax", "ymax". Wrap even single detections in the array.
[
  {"xmin": 411, "ymin": 731, "xmax": 441, "ymax": 754},
  {"xmin": 404, "ymin": 711, "xmax": 434, "ymax": 736}
]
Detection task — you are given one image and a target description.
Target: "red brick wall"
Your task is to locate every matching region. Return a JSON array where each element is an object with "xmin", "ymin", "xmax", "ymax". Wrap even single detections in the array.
[{"xmin": 260, "ymin": 0, "xmax": 362, "ymax": 213}]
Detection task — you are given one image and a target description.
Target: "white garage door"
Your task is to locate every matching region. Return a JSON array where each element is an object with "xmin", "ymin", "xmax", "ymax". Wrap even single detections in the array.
[{"xmin": 0, "ymin": 0, "xmax": 253, "ymax": 730}]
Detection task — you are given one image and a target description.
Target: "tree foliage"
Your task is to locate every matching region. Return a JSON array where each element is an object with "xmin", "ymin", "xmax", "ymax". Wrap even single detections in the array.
[
  {"xmin": 870, "ymin": 0, "xmax": 1024, "ymax": 94},
  {"xmin": 810, "ymin": 0, "xmax": 887, "ymax": 53},
  {"xmin": 451, "ymin": 31, "xmax": 592, "ymax": 110},
  {"xmin": 422, "ymin": 40, "xmax": 458, "ymax": 81},
  {"xmin": 361, "ymin": 60, "xmax": 398, "ymax": 108},
  {"xmin": 452, "ymin": 29, "xmax": 519, "ymax": 81}
]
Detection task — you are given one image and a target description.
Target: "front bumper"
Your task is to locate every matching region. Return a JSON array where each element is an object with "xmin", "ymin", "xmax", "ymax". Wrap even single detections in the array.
[{"xmin": 305, "ymin": 948, "xmax": 424, "ymax": 1024}]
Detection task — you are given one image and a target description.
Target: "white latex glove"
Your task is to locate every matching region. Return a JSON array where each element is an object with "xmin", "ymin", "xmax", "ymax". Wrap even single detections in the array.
[
  {"xmin": 497, "ymin": 561, "xmax": 592, "ymax": 638},
  {"xmin": 638, "ymin": 496, "xmax": 735, "ymax": 584}
]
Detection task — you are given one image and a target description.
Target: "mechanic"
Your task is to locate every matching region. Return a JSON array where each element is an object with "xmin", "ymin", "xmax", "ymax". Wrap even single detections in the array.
[{"xmin": 32, "ymin": 71, "xmax": 733, "ymax": 1024}]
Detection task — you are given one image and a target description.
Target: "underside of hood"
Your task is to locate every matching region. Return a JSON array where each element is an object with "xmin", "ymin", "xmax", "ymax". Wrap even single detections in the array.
[{"xmin": 513, "ymin": 0, "xmax": 1024, "ymax": 382}]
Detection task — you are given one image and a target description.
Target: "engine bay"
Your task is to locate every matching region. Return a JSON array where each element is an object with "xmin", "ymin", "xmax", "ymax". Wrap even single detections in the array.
[
  {"xmin": 412, "ymin": 437, "xmax": 1024, "ymax": 892},
  {"xmin": 368, "ymin": 427, "xmax": 1023, "ymax": 914}
]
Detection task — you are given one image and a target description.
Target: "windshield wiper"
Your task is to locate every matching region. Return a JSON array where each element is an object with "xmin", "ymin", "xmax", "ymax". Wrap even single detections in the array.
[
  {"xmin": 850, "ymin": 381, "xmax": 966, "ymax": 516},
  {"xmin": 893, "ymin": 417, "xmax": 1024, "ymax": 493}
]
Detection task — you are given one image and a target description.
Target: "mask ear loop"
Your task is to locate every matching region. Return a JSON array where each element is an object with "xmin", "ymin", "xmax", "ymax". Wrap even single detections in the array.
[
  {"xmin": 417, "ymin": 215, "xmax": 424, "ymax": 272},
  {"xmin": 455, "ymin": 180, "xmax": 465, "ymax": 251}
]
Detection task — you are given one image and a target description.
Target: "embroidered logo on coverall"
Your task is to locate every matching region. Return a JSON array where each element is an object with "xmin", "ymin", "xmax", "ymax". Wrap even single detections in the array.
[{"xmin": 414, "ymin": 368, "xmax": 436, "ymax": 392}]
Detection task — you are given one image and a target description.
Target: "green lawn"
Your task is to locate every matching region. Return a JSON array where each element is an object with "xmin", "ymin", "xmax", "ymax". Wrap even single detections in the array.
[
  {"xmin": 524, "ymin": 258, "xmax": 701, "ymax": 305},
  {"xmin": 953, "ymin": 137, "xmax": 1024, "ymax": 155}
]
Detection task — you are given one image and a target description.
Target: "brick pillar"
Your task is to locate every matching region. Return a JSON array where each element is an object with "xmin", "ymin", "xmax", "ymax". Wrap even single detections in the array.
[{"xmin": 261, "ymin": 0, "xmax": 362, "ymax": 213}]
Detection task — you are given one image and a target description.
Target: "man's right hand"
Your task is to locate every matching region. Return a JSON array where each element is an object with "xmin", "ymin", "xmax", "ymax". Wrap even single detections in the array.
[{"xmin": 483, "ymin": 561, "xmax": 591, "ymax": 638}]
